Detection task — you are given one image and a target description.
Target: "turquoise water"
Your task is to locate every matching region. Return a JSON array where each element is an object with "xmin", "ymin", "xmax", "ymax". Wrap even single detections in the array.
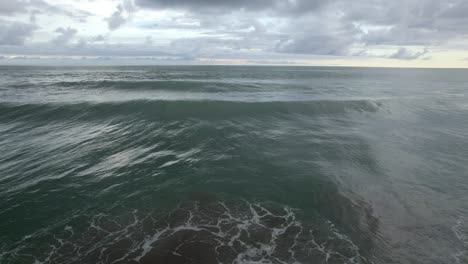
[{"xmin": 0, "ymin": 66, "xmax": 467, "ymax": 263}]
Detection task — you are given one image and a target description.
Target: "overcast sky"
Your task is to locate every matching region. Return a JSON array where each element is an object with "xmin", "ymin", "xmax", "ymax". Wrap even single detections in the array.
[{"xmin": 1, "ymin": 0, "xmax": 468, "ymax": 67}]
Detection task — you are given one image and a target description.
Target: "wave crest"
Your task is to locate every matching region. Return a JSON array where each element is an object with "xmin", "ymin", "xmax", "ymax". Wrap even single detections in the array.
[{"xmin": 0, "ymin": 99, "xmax": 382, "ymax": 122}]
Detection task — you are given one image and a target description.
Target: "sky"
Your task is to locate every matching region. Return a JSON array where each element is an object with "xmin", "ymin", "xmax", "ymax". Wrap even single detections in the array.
[{"xmin": 1, "ymin": 0, "xmax": 468, "ymax": 67}]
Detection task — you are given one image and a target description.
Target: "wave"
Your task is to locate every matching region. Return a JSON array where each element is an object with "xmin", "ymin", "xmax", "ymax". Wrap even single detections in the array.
[
  {"xmin": 452, "ymin": 219, "xmax": 468, "ymax": 264},
  {"xmin": 0, "ymin": 198, "xmax": 371, "ymax": 264},
  {"xmin": 50, "ymin": 80, "xmax": 263, "ymax": 92},
  {"xmin": 0, "ymin": 99, "xmax": 382, "ymax": 122}
]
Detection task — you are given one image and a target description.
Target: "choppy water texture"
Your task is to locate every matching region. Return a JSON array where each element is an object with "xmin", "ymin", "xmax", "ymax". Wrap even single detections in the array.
[{"xmin": 0, "ymin": 66, "xmax": 468, "ymax": 264}]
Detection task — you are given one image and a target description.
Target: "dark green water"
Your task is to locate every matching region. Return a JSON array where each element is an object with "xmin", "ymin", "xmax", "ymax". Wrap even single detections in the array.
[{"xmin": 0, "ymin": 66, "xmax": 467, "ymax": 264}]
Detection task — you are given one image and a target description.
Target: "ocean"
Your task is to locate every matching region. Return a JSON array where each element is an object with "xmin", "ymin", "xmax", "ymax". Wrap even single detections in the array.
[{"xmin": 0, "ymin": 66, "xmax": 467, "ymax": 264}]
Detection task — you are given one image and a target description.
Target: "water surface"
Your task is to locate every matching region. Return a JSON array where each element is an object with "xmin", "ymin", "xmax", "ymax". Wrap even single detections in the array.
[{"xmin": 1, "ymin": 66, "xmax": 467, "ymax": 264}]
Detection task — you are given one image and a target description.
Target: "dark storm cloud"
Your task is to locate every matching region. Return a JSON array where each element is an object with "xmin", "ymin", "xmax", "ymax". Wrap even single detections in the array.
[{"xmin": 0, "ymin": 20, "xmax": 37, "ymax": 45}]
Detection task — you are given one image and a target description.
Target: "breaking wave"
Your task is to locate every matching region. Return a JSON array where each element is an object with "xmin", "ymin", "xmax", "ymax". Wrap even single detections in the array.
[{"xmin": 1, "ymin": 199, "xmax": 371, "ymax": 264}]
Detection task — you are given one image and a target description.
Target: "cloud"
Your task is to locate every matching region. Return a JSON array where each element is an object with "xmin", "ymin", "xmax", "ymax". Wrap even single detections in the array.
[
  {"xmin": 247, "ymin": 59, "xmax": 301, "ymax": 65},
  {"xmin": 0, "ymin": 0, "xmax": 27, "ymax": 15},
  {"xmin": 52, "ymin": 27, "xmax": 78, "ymax": 46},
  {"xmin": 135, "ymin": 0, "xmax": 326, "ymax": 14},
  {"xmin": 70, "ymin": 34, "xmax": 111, "ymax": 49},
  {"xmin": 274, "ymin": 18, "xmax": 359, "ymax": 56},
  {"xmin": 106, "ymin": 0, "xmax": 137, "ymax": 30},
  {"xmin": 349, "ymin": 0, "xmax": 468, "ymax": 46},
  {"xmin": 29, "ymin": 9, "xmax": 40, "ymax": 23},
  {"xmin": 362, "ymin": 26, "xmax": 439, "ymax": 46},
  {"xmin": 388, "ymin": 47, "xmax": 429, "ymax": 60},
  {"xmin": 0, "ymin": 20, "xmax": 37, "ymax": 45},
  {"xmin": 0, "ymin": 43, "xmax": 178, "ymax": 57},
  {"xmin": 130, "ymin": 1, "xmax": 355, "ymax": 57},
  {"xmin": 106, "ymin": 6, "xmax": 127, "ymax": 31},
  {"xmin": 2, "ymin": 0, "xmax": 468, "ymax": 64},
  {"xmin": 122, "ymin": 0, "xmax": 138, "ymax": 13},
  {"xmin": 135, "ymin": 0, "xmax": 468, "ymax": 55},
  {"xmin": 167, "ymin": 36, "xmax": 276, "ymax": 59},
  {"xmin": 92, "ymin": 35, "xmax": 107, "ymax": 42},
  {"xmin": 0, "ymin": 0, "xmax": 91, "ymax": 22},
  {"xmin": 276, "ymin": 34, "xmax": 349, "ymax": 55},
  {"xmin": 145, "ymin": 36, "xmax": 153, "ymax": 45}
]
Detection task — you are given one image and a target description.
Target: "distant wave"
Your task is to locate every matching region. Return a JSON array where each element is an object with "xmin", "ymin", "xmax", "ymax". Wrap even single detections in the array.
[
  {"xmin": 0, "ymin": 99, "xmax": 382, "ymax": 122},
  {"xmin": 50, "ymin": 80, "xmax": 266, "ymax": 92}
]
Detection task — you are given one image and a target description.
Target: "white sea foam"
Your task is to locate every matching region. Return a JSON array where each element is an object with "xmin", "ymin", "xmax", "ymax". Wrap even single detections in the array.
[
  {"xmin": 452, "ymin": 219, "xmax": 468, "ymax": 264},
  {"xmin": 1, "ymin": 200, "xmax": 369, "ymax": 264}
]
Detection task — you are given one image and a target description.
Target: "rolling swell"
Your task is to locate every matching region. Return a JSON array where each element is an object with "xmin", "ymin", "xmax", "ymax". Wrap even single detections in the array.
[
  {"xmin": 0, "ymin": 99, "xmax": 381, "ymax": 122},
  {"xmin": 50, "ymin": 80, "xmax": 263, "ymax": 92}
]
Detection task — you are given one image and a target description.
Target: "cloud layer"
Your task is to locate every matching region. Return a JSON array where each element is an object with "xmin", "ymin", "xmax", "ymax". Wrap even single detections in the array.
[
  {"xmin": 0, "ymin": 0, "xmax": 467, "ymax": 66},
  {"xmin": 0, "ymin": 20, "xmax": 37, "ymax": 45}
]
